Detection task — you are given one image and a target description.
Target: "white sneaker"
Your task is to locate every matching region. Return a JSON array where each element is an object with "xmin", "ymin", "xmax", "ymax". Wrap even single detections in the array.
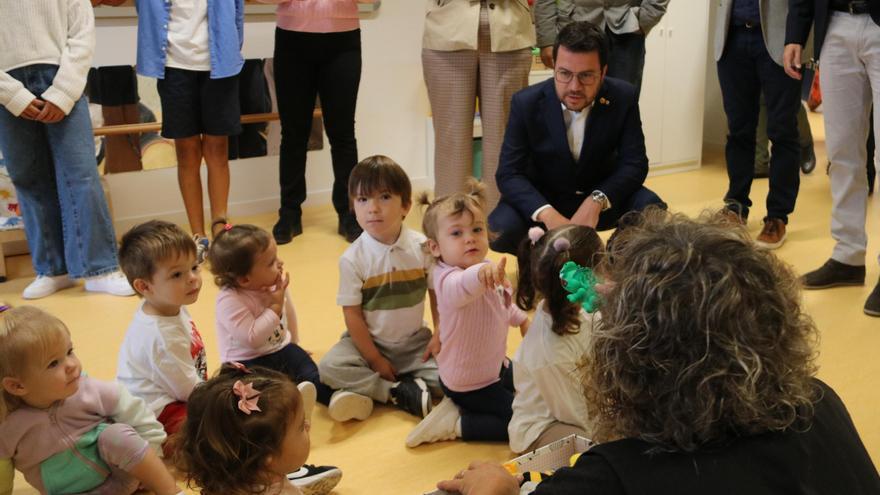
[
  {"xmin": 298, "ymin": 381, "xmax": 317, "ymax": 421},
  {"xmin": 22, "ymin": 275, "xmax": 75, "ymax": 299},
  {"xmin": 405, "ymin": 396, "xmax": 461, "ymax": 448},
  {"xmin": 84, "ymin": 270, "xmax": 135, "ymax": 296},
  {"xmin": 327, "ymin": 390, "xmax": 373, "ymax": 422}
]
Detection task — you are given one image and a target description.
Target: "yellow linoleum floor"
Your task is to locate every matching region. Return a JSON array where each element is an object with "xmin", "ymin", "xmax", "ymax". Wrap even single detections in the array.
[{"xmin": 2, "ymin": 126, "xmax": 879, "ymax": 493}]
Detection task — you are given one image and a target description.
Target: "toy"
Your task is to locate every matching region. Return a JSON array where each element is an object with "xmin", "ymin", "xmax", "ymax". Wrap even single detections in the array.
[{"xmin": 559, "ymin": 261, "xmax": 601, "ymax": 313}]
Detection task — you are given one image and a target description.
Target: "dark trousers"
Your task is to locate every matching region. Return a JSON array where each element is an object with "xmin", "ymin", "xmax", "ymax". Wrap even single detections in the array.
[
  {"xmin": 440, "ymin": 363, "xmax": 514, "ymax": 442},
  {"xmin": 241, "ymin": 343, "xmax": 333, "ymax": 405},
  {"xmin": 606, "ymin": 28, "xmax": 647, "ymax": 98},
  {"xmin": 717, "ymin": 25, "xmax": 801, "ymax": 222},
  {"xmin": 488, "ymin": 186, "xmax": 665, "ymax": 255},
  {"xmin": 273, "ymin": 28, "xmax": 361, "ymax": 221}
]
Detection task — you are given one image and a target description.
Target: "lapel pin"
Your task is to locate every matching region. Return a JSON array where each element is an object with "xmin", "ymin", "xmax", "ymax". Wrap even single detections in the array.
[{"xmin": 599, "ymin": 97, "xmax": 610, "ymax": 105}]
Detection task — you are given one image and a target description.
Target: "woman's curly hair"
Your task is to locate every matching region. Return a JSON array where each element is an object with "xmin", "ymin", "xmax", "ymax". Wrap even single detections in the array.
[
  {"xmin": 583, "ymin": 208, "xmax": 819, "ymax": 452},
  {"xmin": 173, "ymin": 364, "xmax": 302, "ymax": 495}
]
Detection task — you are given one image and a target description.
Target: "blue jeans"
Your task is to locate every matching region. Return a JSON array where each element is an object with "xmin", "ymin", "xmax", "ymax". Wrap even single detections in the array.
[{"xmin": 0, "ymin": 64, "xmax": 119, "ymax": 278}]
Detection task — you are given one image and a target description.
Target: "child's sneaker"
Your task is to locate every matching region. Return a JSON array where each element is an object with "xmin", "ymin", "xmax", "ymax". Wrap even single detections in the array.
[
  {"xmin": 287, "ymin": 464, "xmax": 342, "ymax": 495},
  {"xmin": 390, "ymin": 376, "xmax": 431, "ymax": 418},
  {"xmin": 328, "ymin": 390, "xmax": 373, "ymax": 422},
  {"xmin": 405, "ymin": 396, "xmax": 461, "ymax": 448},
  {"xmin": 298, "ymin": 381, "xmax": 317, "ymax": 421},
  {"xmin": 22, "ymin": 274, "xmax": 76, "ymax": 299},
  {"xmin": 84, "ymin": 270, "xmax": 135, "ymax": 296},
  {"xmin": 193, "ymin": 234, "xmax": 210, "ymax": 264}
]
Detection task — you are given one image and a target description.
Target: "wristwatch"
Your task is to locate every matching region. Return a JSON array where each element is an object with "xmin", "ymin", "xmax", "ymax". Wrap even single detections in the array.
[{"xmin": 590, "ymin": 190, "xmax": 610, "ymax": 211}]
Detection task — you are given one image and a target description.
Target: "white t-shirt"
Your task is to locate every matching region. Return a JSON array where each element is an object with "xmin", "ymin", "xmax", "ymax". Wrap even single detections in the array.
[
  {"xmin": 508, "ymin": 301, "xmax": 596, "ymax": 453},
  {"xmin": 165, "ymin": 0, "xmax": 211, "ymax": 71},
  {"xmin": 337, "ymin": 227, "xmax": 431, "ymax": 345},
  {"xmin": 116, "ymin": 303, "xmax": 207, "ymax": 415}
]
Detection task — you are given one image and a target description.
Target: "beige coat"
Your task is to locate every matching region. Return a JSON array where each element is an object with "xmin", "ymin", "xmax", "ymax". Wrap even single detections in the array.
[{"xmin": 422, "ymin": 0, "xmax": 536, "ymax": 52}]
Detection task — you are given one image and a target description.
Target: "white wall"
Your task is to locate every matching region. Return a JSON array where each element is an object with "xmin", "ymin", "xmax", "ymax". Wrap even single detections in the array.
[{"xmin": 96, "ymin": 1, "xmax": 432, "ymax": 230}]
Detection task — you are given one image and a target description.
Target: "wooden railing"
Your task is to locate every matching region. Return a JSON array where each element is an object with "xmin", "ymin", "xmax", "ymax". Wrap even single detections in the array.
[{"xmin": 92, "ymin": 111, "xmax": 296, "ymax": 137}]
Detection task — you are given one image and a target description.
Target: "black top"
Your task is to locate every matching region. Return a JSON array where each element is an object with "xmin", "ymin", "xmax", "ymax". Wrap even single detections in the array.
[
  {"xmin": 534, "ymin": 380, "xmax": 880, "ymax": 495},
  {"xmin": 732, "ymin": 0, "xmax": 761, "ymax": 24}
]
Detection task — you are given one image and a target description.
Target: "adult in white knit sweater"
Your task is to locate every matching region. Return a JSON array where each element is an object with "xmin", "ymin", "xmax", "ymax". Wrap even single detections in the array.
[{"xmin": 0, "ymin": 0, "xmax": 133, "ymax": 300}]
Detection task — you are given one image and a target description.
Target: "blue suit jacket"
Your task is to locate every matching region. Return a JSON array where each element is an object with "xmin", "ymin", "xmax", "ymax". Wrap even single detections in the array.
[{"xmin": 496, "ymin": 77, "xmax": 649, "ymax": 220}]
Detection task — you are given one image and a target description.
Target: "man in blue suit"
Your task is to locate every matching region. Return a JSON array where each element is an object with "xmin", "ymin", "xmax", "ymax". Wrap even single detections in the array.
[{"xmin": 488, "ymin": 21, "xmax": 664, "ymax": 255}]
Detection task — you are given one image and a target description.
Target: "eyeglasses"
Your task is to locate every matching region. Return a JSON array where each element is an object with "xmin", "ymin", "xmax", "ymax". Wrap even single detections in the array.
[{"xmin": 555, "ymin": 68, "xmax": 600, "ymax": 86}]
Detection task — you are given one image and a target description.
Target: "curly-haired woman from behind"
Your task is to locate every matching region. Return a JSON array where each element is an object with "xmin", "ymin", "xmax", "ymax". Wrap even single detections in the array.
[{"xmin": 437, "ymin": 210, "xmax": 880, "ymax": 495}]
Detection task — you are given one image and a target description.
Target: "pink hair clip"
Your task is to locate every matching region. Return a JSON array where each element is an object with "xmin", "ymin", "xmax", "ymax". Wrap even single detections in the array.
[
  {"xmin": 232, "ymin": 380, "xmax": 261, "ymax": 415},
  {"xmin": 553, "ymin": 238, "xmax": 571, "ymax": 252},
  {"xmin": 230, "ymin": 361, "xmax": 253, "ymax": 374},
  {"xmin": 528, "ymin": 226, "xmax": 546, "ymax": 245},
  {"xmin": 223, "ymin": 223, "xmax": 233, "ymax": 231}
]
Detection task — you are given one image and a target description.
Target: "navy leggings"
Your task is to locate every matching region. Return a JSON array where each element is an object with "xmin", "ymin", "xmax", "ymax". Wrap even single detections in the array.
[
  {"xmin": 440, "ymin": 362, "xmax": 514, "ymax": 442},
  {"xmin": 242, "ymin": 343, "xmax": 333, "ymax": 405}
]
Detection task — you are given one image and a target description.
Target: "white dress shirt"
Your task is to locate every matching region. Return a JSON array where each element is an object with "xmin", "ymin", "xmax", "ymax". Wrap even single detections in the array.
[{"xmin": 530, "ymin": 103, "xmax": 595, "ymax": 221}]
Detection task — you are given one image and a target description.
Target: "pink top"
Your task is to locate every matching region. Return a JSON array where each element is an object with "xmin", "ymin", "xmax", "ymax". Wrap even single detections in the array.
[
  {"xmin": 215, "ymin": 287, "xmax": 298, "ymax": 362},
  {"xmin": 0, "ymin": 377, "xmax": 118, "ymax": 493},
  {"xmin": 433, "ymin": 261, "xmax": 527, "ymax": 392},
  {"xmin": 272, "ymin": 0, "xmax": 361, "ymax": 33}
]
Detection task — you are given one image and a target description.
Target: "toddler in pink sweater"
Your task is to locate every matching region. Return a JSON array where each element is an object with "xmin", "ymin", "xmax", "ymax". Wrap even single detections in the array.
[
  {"xmin": 208, "ymin": 224, "xmax": 332, "ymax": 413},
  {"xmin": 406, "ymin": 180, "xmax": 529, "ymax": 448}
]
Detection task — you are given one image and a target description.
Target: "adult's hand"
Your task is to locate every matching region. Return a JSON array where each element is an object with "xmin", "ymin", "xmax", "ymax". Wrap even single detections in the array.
[
  {"xmin": 783, "ymin": 44, "xmax": 803, "ymax": 80},
  {"xmin": 540, "ymin": 46, "xmax": 554, "ymax": 69},
  {"xmin": 570, "ymin": 197, "xmax": 601, "ymax": 228},
  {"xmin": 436, "ymin": 461, "xmax": 520, "ymax": 495},
  {"xmin": 537, "ymin": 207, "xmax": 569, "ymax": 230},
  {"xmin": 20, "ymin": 99, "xmax": 43, "ymax": 120},
  {"xmin": 36, "ymin": 101, "xmax": 65, "ymax": 124}
]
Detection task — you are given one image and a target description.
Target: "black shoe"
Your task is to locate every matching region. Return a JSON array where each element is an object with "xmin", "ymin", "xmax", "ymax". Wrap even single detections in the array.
[
  {"xmin": 338, "ymin": 213, "xmax": 362, "ymax": 243},
  {"xmin": 800, "ymin": 146, "xmax": 817, "ymax": 174},
  {"xmin": 865, "ymin": 279, "xmax": 880, "ymax": 317},
  {"xmin": 801, "ymin": 259, "xmax": 866, "ymax": 289},
  {"xmin": 273, "ymin": 217, "xmax": 303, "ymax": 245},
  {"xmin": 390, "ymin": 376, "xmax": 431, "ymax": 418},
  {"xmin": 287, "ymin": 464, "xmax": 342, "ymax": 495}
]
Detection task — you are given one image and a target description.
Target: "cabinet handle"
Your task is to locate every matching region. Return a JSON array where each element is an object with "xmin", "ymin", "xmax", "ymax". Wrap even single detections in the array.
[
  {"xmin": 668, "ymin": 28, "xmax": 673, "ymax": 38},
  {"xmin": 659, "ymin": 27, "xmax": 665, "ymax": 37}
]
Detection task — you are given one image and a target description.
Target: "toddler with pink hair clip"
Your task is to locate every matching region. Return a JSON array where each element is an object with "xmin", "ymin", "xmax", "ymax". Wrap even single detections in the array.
[{"xmin": 174, "ymin": 363, "xmax": 342, "ymax": 495}]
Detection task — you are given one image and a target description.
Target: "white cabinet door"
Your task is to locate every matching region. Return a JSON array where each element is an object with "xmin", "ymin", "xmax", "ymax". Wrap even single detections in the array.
[
  {"xmin": 659, "ymin": 1, "xmax": 709, "ymax": 167},
  {"xmin": 640, "ymin": 25, "xmax": 667, "ymax": 166}
]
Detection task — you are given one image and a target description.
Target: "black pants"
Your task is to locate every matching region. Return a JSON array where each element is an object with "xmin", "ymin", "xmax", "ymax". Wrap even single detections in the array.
[
  {"xmin": 440, "ymin": 363, "xmax": 514, "ymax": 442},
  {"xmin": 606, "ymin": 28, "xmax": 647, "ymax": 98},
  {"xmin": 241, "ymin": 343, "xmax": 334, "ymax": 405},
  {"xmin": 488, "ymin": 186, "xmax": 665, "ymax": 255},
  {"xmin": 717, "ymin": 24, "xmax": 801, "ymax": 222},
  {"xmin": 273, "ymin": 27, "xmax": 361, "ymax": 222}
]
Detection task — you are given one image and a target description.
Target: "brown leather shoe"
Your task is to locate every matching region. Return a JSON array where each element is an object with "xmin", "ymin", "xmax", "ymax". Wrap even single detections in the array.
[
  {"xmin": 717, "ymin": 206, "xmax": 746, "ymax": 226},
  {"xmin": 755, "ymin": 217, "xmax": 786, "ymax": 249}
]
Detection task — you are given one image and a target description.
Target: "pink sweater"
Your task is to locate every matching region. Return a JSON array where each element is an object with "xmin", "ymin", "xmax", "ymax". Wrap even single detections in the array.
[
  {"xmin": 271, "ymin": 0, "xmax": 361, "ymax": 33},
  {"xmin": 215, "ymin": 287, "xmax": 298, "ymax": 362},
  {"xmin": 433, "ymin": 262, "xmax": 527, "ymax": 392}
]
